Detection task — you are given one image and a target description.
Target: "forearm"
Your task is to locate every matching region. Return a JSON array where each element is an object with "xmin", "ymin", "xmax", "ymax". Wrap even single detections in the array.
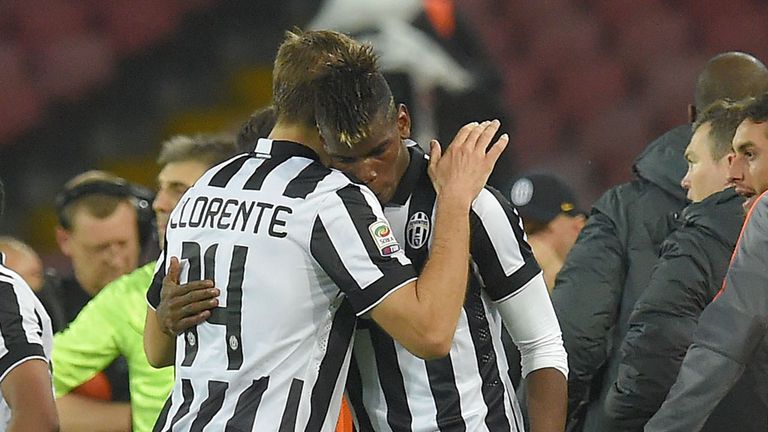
[
  {"xmin": 413, "ymin": 195, "xmax": 471, "ymax": 345},
  {"xmin": 143, "ymin": 307, "xmax": 176, "ymax": 368},
  {"xmin": 56, "ymin": 394, "xmax": 130, "ymax": 432},
  {"xmin": 526, "ymin": 368, "xmax": 567, "ymax": 432}
]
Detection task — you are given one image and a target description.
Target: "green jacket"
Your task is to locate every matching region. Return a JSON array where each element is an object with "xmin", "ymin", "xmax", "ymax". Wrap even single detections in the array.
[{"xmin": 53, "ymin": 263, "xmax": 174, "ymax": 432}]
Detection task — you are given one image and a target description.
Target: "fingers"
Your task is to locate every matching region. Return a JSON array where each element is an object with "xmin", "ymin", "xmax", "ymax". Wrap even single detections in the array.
[
  {"xmin": 429, "ymin": 140, "xmax": 442, "ymax": 166},
  {"xmin": 175, "ymin": 311, "xmax": 212, "ymax": 333},
  {"xmin": 450, "ymin": 122, "xmax": 479, "ymax": 148},
  {"xmin": 485, "ymin": 133, "xmax": 509, "ymax": 166},
  {"xmin": 474, "ymin": 119, "xmax": 501, "ymax": 152},
  {"xmin": 166, "ymin": 256, "xmax": 181, "ymax": 284}
]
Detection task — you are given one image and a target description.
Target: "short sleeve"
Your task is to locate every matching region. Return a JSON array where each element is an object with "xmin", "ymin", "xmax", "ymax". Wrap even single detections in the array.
[
  {"xmin": 146, "ymin": 249, "xmax": 166, "ymax": 310},
  {"xmin": 311, "ymin": 184, "xmax": 416, "ymax": 316},
  {"xmin": 0, "ymin": 276, "xmax": 46, "ymax": 382}
]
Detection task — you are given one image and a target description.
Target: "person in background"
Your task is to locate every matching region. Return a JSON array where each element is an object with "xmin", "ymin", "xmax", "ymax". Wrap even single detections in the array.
[
  {"xmin": 509, "ymin": 173, "xmax": 586, "ymax": 291},
  {"xmin": 52, "ymin": 135, "xmax": 239, "ymax": 432},
  {"xmin": 551, "ymin": 51, "xmax": 768, "ymax": 431},
  {"xmin": 605, "ymin": 100, "xmax": 766, "ymax": 431},
  {"xmin": 646, "ymin": 92, "xmax": 768, "ymax": 432},
  {"xmin": 0, "ymin": 178, "xmax": 58, "ymax": 432}
]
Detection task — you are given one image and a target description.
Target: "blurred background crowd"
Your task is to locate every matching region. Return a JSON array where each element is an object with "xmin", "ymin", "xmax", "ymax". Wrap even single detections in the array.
[{"xmin": 1, "ymin": 0, "xmax": 767, "ymax": 268}]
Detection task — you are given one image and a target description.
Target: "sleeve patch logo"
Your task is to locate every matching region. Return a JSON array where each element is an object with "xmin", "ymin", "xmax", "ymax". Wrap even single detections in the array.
[{"xmin": 368, "ymin": 220, "xmax": 400, "ymax": 256}]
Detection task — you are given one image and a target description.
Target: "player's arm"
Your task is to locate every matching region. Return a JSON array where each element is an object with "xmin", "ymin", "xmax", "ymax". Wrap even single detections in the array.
[
  {"xmin": 496, "ymin": 274, "xmax": 567, "ymax": 432},
  {"xmin": 370, "ymin": 121, "xmax": 508, "ymax": 359},
  {"xmin": 1, "ymin": 359, "xmax": 59, "ymax": 432},
  {"xmin": 56, "ymin": 395, "xmax": 130, "ymax": 432}
]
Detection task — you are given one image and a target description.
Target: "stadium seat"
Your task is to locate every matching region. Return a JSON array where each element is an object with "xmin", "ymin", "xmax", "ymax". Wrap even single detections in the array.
[{"xmin": 35, "ymin": 36, "xmax": 116, "ymax": 100}]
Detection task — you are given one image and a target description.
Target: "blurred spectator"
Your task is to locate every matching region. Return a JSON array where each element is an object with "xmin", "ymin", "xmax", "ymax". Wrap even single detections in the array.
[
  {"xmin": 53, "ymin": 170, "xmax": 152, "ymax": 323},
  {"xmin": 0, "ymin": 236, "xmax": 66, "ymax": 330},
  {"xmin": 51, "ymin": 170, "xmax": 154, "ymax": 428},
  {"xmin": 509, "ymin": 173, "xmax": 586, "ymax": 291},
  {"xmin": 551, "ymin": 52, "xmax": 768, "ymax": 432},
  {"xmin": 0, "ymin": 236, "xmax": 44, "ymax": 291},
  {"xmin": 646, "ymin": 92, "xmax": 768, "ymax": 432},
  {"xmin": 53, "ymin": 134, "xmax": 239, "ymax": 432},
  {"xmin": 605, "ymin": 100, "xmax": 766, "ymax": 431}
]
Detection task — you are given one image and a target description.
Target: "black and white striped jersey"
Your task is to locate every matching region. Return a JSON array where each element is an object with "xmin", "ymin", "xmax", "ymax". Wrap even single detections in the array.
[
  {"xmin": 0, "ymin": 253, "xmax": 54, "ymax": 428},
  {"xmin": 348, "ymin": 144, "xmax": 541, "ymax": 432},
  {"xmin": 147, "ymin": 139, "xmax": 416, "ymax": 432}
]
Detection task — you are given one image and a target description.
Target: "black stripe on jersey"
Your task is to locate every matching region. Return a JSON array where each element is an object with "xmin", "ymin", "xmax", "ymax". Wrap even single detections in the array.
[
  {"xmin": 425, "ymin": 357, "xmax": 466, "ymax": 431},
  {"xmin": 152, "ymin": 397, "xmax": 172, "ymax": 432},
  {"xmin": 403, "ymin": 168, "xmax": 435, "ymax": 273},
  {"xmin": 243, "ymin": 156, "xmax": 283, "ymax": 191},
  {"xmin": 283, "ymin": 162, "xmax": 332, "ymax": 199},
  {"xmin": 278, "ymin": 378, "xmax": 303, "ymax": 432},
  {"xmin": 225, "ymin": 376, "xmax": 269, "ymax": 431},
  {"xmin": 464, "ymin": 280, "xmax": 512, "ymax": 431},
  {"xmin": 167, "ymin": 379, "xmax": 195, "ymax": 431},
  {"xmin": 346, "ymin": 354, "xmax": 375, "ymax": 432},
  {"xmin": 369, "ymin": 325, "xmax": 413, "ymax": 431},
  {"xmin": 310, "ymin": 217, "xmax": 414, "ymax": 316},
  {"xmin": 209, "ymin": 155, "xmax": 250, "ymax": 188},
  {"xmin": 0, "ymin": 281, "xmax": 45, "ymax": 377},
  {"xmin": 147, "ymin": 251, "xmax": 167, "ymax": 309},
  {"xmin": 189, "ymin": 380, "xmax": 228, "ymax": 432},
  {"xmin": 181, "ymin": 242, "xmax": 202, "ymax": 367},
  {"xmin": 469, "ymin": 188, "xmax": 540, "ymax": 302},
  {"xmin": 304, "ymin": 300, "xmax": 356, "ymax": 432}
]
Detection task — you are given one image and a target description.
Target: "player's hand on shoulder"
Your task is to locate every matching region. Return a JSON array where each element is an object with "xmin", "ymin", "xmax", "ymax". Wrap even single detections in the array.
[
  {"xmin": 428, "ymin": 119, "xmax": 508, "ymax": 207},
  {"xmin": 157, "ymin": 256, "xmax": 219, "ymax": 336}
]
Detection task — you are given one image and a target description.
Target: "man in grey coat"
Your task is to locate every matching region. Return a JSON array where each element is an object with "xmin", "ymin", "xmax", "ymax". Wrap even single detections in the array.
[
  {"xmin": 552, "ymin": 52, "xmax": 768, "ymax": 432},
  {"xmin": 646, "ymin": 92, "xmax": 768, "ymax": 432}
]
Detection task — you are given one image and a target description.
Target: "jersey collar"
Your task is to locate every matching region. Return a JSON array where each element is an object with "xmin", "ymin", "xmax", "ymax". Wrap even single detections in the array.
[
  {"xmin": 252, "ymin": 138, "xmax": 322, "ymax": 162},
  {"xmin": 388, "ymin": 140, "xmax": 428, "ymax": 207}
]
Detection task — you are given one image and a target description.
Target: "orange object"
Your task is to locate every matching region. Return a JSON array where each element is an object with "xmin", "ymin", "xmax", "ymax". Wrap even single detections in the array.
[
  {"xmin": 72, "ymin": 371, "xmax": 113, "ymax": 400},
  {"xmin": 336, "ymin": 396, "xmax": 354, "ymax": 432},
  {"xmin": 424, "ymin": 0, "xmax": 456, "ymax": 39}
]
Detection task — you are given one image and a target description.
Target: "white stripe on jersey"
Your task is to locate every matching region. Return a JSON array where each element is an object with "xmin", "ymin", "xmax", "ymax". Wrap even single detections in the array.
[{"xmin": 471, "ymin": 191, "xmax": 526, "ymax": 277}]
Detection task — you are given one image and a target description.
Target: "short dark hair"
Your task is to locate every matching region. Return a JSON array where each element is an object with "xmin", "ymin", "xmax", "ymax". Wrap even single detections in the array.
[
  {"xmin": 742, "ymin": 92, "xmax": 768, "ymax": 125},
  {"xmin": 313, "ymin": 43, "xmax": 395, "ymax": 149},
  {"xmin": 272, "ymin": 29, "xmax": 362, "ymax": 126},
  {"xmin": 695, "ymin": 52, "xmax": 768, "ymax": 111},
  {"xmin": 157, "ymin": 134, "xmax": 238, "ymax": 169},
  {"xmin": 236, "ymin": 106, "xmax": 277, "ymax": 152},
  {"xmin": 692, "ymin": 99, "xmax": 746, "ymax": 160}
]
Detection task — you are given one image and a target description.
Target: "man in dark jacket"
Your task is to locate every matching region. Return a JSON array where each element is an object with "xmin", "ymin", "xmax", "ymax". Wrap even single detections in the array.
[
  {"xmin": 551, "ymin": 52, "xmax": 768, "ymax": 432},
  {"xmin": 646, "ymin": 92, "xmax": 768, "ymax": 432},
  {"xmin": 603, "ymin": 100, "xmax": 766, "ymax": 431}
]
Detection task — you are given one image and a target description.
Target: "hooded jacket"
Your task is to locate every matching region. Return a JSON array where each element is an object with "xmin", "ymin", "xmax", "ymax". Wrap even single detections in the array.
[
  {"xmin": 551, "ymin": 125, "xmax": 690, "ymax": 431},
  {"xmin": 646, "ymin": 192, "xmax": 768, "ymax": 432},
  {"xmin": 603, "ymin": 188, "xmax": 765, "ymax": 431}
]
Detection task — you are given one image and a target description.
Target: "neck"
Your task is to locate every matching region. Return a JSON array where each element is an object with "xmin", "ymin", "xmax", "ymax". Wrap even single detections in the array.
[{"xmin": 269, "ymin": 121, "xmax": 330, "ymax": 165}]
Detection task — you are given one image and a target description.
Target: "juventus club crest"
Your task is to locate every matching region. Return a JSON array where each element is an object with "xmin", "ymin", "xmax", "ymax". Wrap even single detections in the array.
[{"xmin": 407, "ymin": 212, "xmax": 430, "ymax": 249}]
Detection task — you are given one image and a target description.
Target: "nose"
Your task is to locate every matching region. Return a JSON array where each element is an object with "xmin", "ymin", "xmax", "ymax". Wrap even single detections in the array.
[
  {"xmin": 727, "ymin": 154, "xmax": 743, "ymax": 184},
  {"xmin": 354, "ymin": 160, "xmax": 378, "ymax": 184},
  {"xmin": 680, "ymin": 170, "xmax": 691, "ymax": 190},
  {"xmin": 152, "ymin": 188, "xmax": 173, "ymax": 214}
]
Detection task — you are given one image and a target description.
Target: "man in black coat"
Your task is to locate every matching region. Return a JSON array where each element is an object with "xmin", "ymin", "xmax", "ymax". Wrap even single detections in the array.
[
  {"xmin": 604, "ymin": 100, "xmax": 766, "ymax": 431},
  {"xmin": 551, "ymin": 52, "xmax": 768, "ymax": 432},
  {"xmin": 646, "ymin": 92, "xmax": 768, "ymax": 432}
]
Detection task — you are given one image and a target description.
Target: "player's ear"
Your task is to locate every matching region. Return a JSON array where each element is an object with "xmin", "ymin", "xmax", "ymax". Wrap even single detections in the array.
[{"xmin": 397, "ymin": 104, "xmax": 411, "ymax": 139}]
